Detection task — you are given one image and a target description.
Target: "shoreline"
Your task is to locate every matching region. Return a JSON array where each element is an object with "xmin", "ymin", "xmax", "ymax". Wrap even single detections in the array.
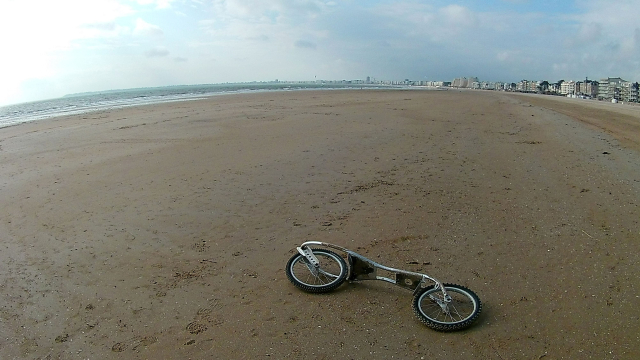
[
  {"xmin": 3, "ymin": 86, "xmax": 639, "ymax": 133},
  {"xmin": 1, "ymin": 90, "xmax": 639, "ymax": 359},
  {"xmin": 0, "ymin": 85, "xmax": 406, "ymax": 130}
]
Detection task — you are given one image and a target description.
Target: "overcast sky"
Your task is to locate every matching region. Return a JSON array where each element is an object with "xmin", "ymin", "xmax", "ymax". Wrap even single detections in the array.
[{"xmin": 1, "ymin": 0, "xmax": 639, "ymax": 106}]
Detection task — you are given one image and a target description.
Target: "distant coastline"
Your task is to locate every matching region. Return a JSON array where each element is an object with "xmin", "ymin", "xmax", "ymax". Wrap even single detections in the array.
[
  {"xmin": 0, "ymin": 83, "xmax": 399, "ymax": 129},
  {"xmin": 60, "ymin": 81, "xmax": 387, "ymax": 98}
]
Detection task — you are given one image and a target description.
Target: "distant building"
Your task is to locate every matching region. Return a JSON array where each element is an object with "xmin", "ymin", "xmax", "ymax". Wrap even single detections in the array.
[
  {"xmin": 451, "ymin": 77, "xmax": 478, "ymax": 88},
  {"xmin": 576, "ymin": 79, "xmax": 598, "ymax": 98},
  {"xmin": 560, "ymin": 80, "xmax": 577, "ymax": 95},
  {"xmin": 621, "ymin": 81, "xmax": 639, "ymax": 103},
  {"xmin": 345, "ymin": 74, "xmax": 636, "ymax": 102},
  {"xmin": 598, "ymin": 77, "xmax": 624, "ymax": 101},
  {"xmin": 480, "ymin": 82, "xmax": 495, "ymax": 90},
  {"xmin": 422, "ymin": 81, "xmax": 448, "ymax": 87},
  {"xmin": 538, "ymin": 81, "xmax": 550, "ymax": 93},
  {"xmin": 596, "ymin": 78, "xmax": 637, "ymax": 102},
  {"xmin": 516, "ymin": 80, "xmax": 538, "ymax": 93},
  {"xmin": 452, "ymin": 77, "xmax": 468, "ymax": 88}
]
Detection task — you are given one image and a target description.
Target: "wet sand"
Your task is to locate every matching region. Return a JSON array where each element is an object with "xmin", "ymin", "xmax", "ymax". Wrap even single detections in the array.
[{"xmin": 1, "ymin": 90, "xmax": 639, "ymax": 359}]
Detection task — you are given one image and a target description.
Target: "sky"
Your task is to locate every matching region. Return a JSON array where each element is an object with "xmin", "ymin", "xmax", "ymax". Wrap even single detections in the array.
[{"xmin": 1, "ymin": 0, "xmax": 640, "ymax": 106}]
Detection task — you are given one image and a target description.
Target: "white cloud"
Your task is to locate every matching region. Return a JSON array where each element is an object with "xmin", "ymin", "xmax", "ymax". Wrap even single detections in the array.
[
  {"xmin": 133, "ymin": 18, "xmax": 164, "ymax": 36},
  {"xmin": 363, "ymin": 2, "xmax": 486, "ymax": 44},
  {"xmin": 133, "ymin": 0, "xmax": 177, "ymax": 10},
  {"xmin": 201, "ymin": 0, "xmax": 331, "ymax": 42},
  {"xmin": 558, "ymin": 0, "xmax": 640, "ymax": 79},
  {"xmin": 439, "ymin": 4, "xmax": 478, "ymax": 28},
  {"xmin": 576, "ymin": 22, "xmax": 603, "ymax": 44},
  {"xmin": 569, "ymin": 1, "xmax": 640, "ymax": 48},
  {"xmin": 211, "ymin": 0, "xmax": 326, "ymax": 20},
  {"xmin": 1, "ymin": 0, "xmax": 134, "ymax": 51},
  {"xmin": 0, "ymin": 0, "xmax": 134, "ymax": 104}
]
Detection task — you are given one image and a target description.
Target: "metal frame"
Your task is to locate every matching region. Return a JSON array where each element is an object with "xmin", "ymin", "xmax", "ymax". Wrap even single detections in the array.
[{"xmin": 297, "ymin": 241, "xmax": 451, "ymax": 301}]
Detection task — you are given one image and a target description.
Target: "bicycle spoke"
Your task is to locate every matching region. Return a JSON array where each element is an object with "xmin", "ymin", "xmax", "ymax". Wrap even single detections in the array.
[
  {"xmin": 292, "ymin": 253, "xmax": 343, "ymax": 287},
  {"xmin": 420, "ymin": 288, "xmax": 475, "ymax": 324}
]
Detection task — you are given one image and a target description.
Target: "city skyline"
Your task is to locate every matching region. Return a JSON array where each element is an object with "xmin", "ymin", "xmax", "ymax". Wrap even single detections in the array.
[{"xmin": 2, "ymin": 0, "xmax": 640, "ymax": 107}]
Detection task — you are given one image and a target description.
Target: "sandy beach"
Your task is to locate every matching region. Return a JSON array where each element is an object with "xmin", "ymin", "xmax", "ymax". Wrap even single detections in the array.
[{"xmin": 1, "ymin": 89, "xmax": 639, "ymax": 359}]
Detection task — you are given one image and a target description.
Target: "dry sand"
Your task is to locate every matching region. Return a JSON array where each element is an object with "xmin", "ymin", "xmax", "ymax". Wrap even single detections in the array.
[{"xmin": 1, "ymin": 90, "xmax": 639, "ymax": 359}]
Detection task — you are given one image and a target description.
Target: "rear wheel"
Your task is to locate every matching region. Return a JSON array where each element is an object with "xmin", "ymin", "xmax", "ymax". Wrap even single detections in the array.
[
  {"xmin": 412, "ymin": 283, "xmax": 481, "ymax": 331},
  {"xmin": 285, "ymin": 249, "xmax": 347, "ymax": 293}
]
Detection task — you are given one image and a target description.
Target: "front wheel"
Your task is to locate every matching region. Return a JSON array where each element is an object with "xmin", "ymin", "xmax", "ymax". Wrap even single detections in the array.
[
  {"xmin": 412, "ymin": 283, "xmax": 481, "ymax": 331},
  {"xmin": 285, "ymin": 249, "xmax": 348, "ymax": 293}
]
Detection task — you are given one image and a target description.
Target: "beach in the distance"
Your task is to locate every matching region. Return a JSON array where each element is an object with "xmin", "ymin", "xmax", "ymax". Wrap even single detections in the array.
[{"xmin": 1, "ymin": 89, "xmax": 639, "ymax": 359}]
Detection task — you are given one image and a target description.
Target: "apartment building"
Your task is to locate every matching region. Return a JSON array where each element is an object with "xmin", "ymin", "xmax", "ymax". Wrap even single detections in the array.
[
  {"xmin": 598, "ymin": 77, "xmax": 639, "ymax": 102},
  {"xmin": 576, "ymin": 80, "xmax": 598, "ymax": 98},
  {"xmin": 560, "ymin": 80, "xmax": 577, "ymax": 95},
  {"xmin": 621, "ymin": 81, "xmax": 639, "ymax": 102},
  {"xmin": 599, "ymin": 77, "xmax": 624, "ymax": 100},
  {"xmin": 451, "ymin": 77, "xmax": 478, "ymax": 88},
  {"xmin": 516, "ymin": 80, "xmax": 538, "ymax": 93}
]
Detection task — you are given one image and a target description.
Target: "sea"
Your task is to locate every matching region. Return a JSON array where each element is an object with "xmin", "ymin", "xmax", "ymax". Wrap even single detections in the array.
[{"xmin": 0, "ymin": 83, "xmax": 393, "ymax": 129}]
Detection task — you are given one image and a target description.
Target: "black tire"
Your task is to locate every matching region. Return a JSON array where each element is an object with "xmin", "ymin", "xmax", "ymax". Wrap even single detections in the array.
[
  {"xmin": 285, "ymin": 249, "xmax": 348, "ymax": 293},
  {"xmin": 412, "ymin": 283, "xmax": 481, "ymax": 331}
]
